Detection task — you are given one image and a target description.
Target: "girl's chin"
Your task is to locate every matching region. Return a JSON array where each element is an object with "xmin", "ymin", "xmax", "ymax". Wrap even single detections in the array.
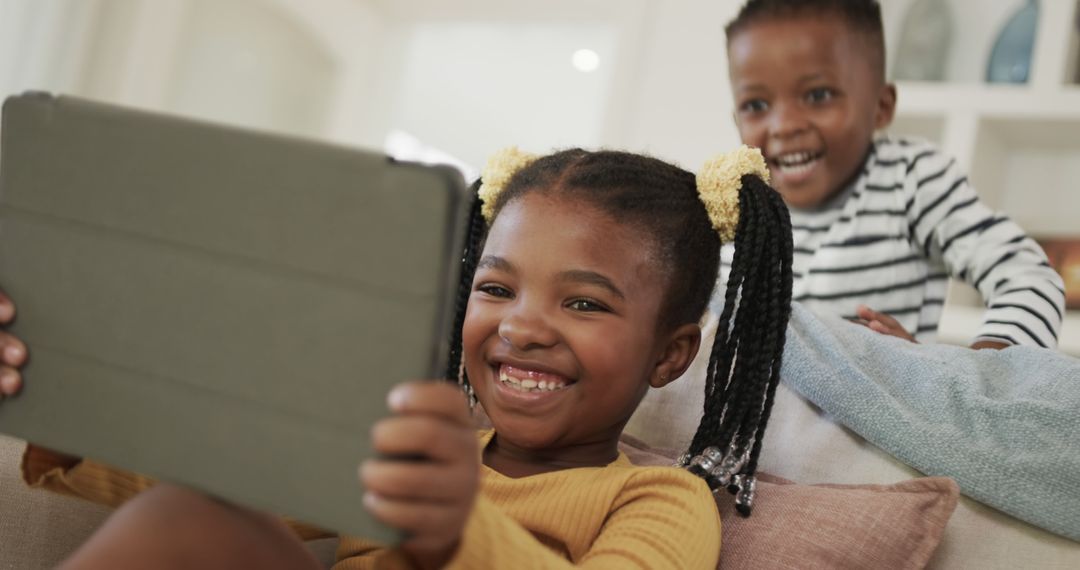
[{"xmin": 486, "ymin": 414, "xmax": 564, "ymax": 447}]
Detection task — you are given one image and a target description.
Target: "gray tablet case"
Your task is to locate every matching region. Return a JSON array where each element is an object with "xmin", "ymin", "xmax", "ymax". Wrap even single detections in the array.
[{"xmin": 0, "ymin": 93, "xmax": 470, "ymax": 542}]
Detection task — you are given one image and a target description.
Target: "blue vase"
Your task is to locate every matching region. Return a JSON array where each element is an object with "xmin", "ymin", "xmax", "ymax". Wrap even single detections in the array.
[{"xmin": 986, "ymin": 0, "xmax": 1039, "ymax": 83}]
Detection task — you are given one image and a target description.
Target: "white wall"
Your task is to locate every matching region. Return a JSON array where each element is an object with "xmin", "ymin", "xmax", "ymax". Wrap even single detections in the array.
[
  {"xmin": 386, "ymin": 21, "xmax": 617, "ymax": 169},
  {"xmin": 1, "ymin": 0, "xmax": 1068, "ymax": 173},
  {"xmin": 0, "ymin": 0, "xmax": 97, "ymax": 98},
  {"xmin": 620, "ymin": 0, "xmax": 743, "ymax": 168},
  {"xmin": 1, "ymin": 0, "xmax": 746, "ymax": 172}
]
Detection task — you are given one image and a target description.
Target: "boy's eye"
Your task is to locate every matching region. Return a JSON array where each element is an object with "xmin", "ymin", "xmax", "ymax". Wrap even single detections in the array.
[
  {"xmin": 805, "ymin": 87, "xmax": 834, "ymax": 104},
  {"xmin": 567, "ymin": 298, "xmax": 609, "ymax": 313},
  {"xmin": 477, "ymin": 284, "xmax": 513, "ymax": 298},
  {"xmin": 739, "ymin": 99, "xmax": 768, "ymax": 114}
]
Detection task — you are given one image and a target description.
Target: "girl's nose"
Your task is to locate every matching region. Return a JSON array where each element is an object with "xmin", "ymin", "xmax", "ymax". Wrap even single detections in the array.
[{"xmin": 497, "ymin": 306, "xmax": 558, "ymax": 351}]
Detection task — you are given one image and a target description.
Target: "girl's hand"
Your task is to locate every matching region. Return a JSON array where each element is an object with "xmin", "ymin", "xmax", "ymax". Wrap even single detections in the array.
[
  {"xmin": 0, "ymin": 290, "xmax": 28, "ymax": 397},
  {"xmin": 361, "ymin": 381, "xmax": 478, "ymax": 569},
  {"xmin": 853, "ymin": 305, "xmax": 917, "ymax": 343}
]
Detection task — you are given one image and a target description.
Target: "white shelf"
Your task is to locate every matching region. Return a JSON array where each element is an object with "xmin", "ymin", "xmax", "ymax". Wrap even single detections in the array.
[
  {"xmin": 896, "ymin": 83, "xmax": 1080, "ymax": 119},
  {"xmin": 938, "ymin": 304, "xmax": 1080, "ymax": 357}
]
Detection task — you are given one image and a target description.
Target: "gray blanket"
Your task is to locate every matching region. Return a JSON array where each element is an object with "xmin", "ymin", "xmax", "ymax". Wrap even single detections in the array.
[{"xmin": 781, "ymin": 303, "xmax": 1080, "ymax": 542}]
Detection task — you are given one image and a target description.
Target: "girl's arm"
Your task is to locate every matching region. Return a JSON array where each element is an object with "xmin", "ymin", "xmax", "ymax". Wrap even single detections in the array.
[
  {"xmin": 350, "ymin": 381, "xmax": 480, "ymax": 570},
  {"xmin": 338, "ymin": 460, "xmax": 721, "ymax": 570}
]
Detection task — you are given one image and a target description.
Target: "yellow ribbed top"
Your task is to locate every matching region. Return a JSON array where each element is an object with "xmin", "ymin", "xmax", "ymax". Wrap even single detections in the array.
[
  {"xmin": 22, "ymin": 430, "xmax": 720, "ymax": 569},
  {"xmin": 334, "ymin": 431, "xmax": 720, "ymax": 569}
]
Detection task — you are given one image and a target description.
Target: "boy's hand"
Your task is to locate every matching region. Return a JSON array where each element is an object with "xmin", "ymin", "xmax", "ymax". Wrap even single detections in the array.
[
  {"xmin": 970, "ymin": 340, "xmax": 1010, "ymax": 350},
  {"xmin": 362, "ymin": 381, "xmax": 478, "ymax": 569},
  {"xmin": 853, "ymin": 305, "xmax": 917, "ymax": 343},
  {"xmin": 0, "ymin": 290, "xmax": 28, "ymax": 397}
]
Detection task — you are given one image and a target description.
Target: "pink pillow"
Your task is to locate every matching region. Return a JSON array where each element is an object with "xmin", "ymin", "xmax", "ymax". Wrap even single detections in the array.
[{"xmin": 618, "ymin": 435, "xmax": 959, "ymax": 570}]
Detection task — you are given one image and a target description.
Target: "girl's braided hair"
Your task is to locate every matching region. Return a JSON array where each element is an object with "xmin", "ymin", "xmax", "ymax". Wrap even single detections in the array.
[{"xmin": 444, "ymin": 148, "xmax": 792, "ymax": 516}]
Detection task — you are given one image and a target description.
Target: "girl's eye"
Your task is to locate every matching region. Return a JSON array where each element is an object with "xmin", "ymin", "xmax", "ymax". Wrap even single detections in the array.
[
  {"xmin": 477, "ymin": 284, "xmax": 513, "ymax": 298},
  {"xmin": 567, "ymin": 298, "xmax": 609, "ymax": 313},
  {"xmin": 739, "ymin": 99, "xmax": 768, "ymax": 114},
  {"xmin": 805, "ymin": 87, "xmax": 834, "ymax": 104}
]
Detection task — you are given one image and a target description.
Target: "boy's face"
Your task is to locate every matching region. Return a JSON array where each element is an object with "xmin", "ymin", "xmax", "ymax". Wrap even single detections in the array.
[{"xmin": 727, "ymin": 16, "xmax": 896, "ymax": 209}]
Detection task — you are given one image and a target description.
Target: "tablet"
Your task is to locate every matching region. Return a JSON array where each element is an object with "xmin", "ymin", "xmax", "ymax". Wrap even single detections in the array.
[{"xmin": 0, "ymin": 93, "xmax": 470, "ymax": 542}]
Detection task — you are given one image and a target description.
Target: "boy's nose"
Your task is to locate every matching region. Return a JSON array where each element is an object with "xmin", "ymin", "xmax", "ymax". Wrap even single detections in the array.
[
  {"xmin": 497, "ymin": 306, "xmax": 558, "ymax": 350},
  {"xmin": 768, "ymin": 102, "xmax": 809, "ymax": 139}
]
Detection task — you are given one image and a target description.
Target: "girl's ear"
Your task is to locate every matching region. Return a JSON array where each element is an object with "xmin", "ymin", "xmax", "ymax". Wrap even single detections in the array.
[{"xmin": 651, "ymin": 323, "xmax": 702, "ymax": 388}]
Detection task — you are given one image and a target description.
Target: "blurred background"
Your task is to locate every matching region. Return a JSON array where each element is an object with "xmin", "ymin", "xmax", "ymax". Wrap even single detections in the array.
[{"xmin": 1, "ymin": 0, "xmax": 1079, "ymax": 351}]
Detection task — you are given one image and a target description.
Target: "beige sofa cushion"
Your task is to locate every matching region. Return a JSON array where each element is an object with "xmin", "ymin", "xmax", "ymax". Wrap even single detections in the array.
[
  {"xmin": 621, "ymin": 436, "xmax": 959, "ymax": 570},
  {"xmin": 626, "ymin": 312, "xmax": 1080, "ymax": 569},
  {"xmin": 0, "ymin": 434, "xmax": 111, "ymax": 569},
  {"xmin": 0, "ymin": 434, "xmax": 339, "ymax": 568}
]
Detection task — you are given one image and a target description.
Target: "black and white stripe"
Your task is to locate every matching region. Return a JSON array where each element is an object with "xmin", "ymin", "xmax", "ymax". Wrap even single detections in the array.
[{"xmin": 714, "ymin": 137, "xmax": 1065, "ymax": 348}]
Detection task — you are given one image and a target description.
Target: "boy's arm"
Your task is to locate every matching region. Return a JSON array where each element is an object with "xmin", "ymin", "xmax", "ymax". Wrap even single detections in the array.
[{"xmin": 906, "ymin": 153, "xmax": 1065, "ymax": 349}]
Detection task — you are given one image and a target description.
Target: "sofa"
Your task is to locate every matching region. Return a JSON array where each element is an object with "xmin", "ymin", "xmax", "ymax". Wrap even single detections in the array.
[{"xmin": 3, "ymin": 308, "xmax": 1080, "ymax": 568}]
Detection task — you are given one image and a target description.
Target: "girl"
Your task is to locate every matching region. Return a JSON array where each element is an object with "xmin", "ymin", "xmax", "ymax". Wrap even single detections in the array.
[{"xmin": 1, "ymin": 145, "xmax": 792, "ymax": 569}]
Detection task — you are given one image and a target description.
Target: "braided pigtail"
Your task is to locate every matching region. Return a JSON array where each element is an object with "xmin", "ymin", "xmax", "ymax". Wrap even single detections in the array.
[
  {"xmin": 742, "ymin": 184, "xmax": 793, "ymax": 477},
  {"xmin": 680, "ymin": 149, "xmax": 793, "ymax": 518},
  {"xmin": 444, "ymin": 181, "xmax": 487, "ymax": 403}
]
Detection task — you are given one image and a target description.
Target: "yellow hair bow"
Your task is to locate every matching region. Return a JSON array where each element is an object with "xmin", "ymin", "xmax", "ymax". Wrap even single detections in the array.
[{"xmin": 697, "ymin": 145, "xmax": 770, "ymax": 242}]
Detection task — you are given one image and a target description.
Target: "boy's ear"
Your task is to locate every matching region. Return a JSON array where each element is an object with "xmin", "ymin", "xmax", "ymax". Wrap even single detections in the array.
[
  {"xmin": 875, "ymin": 82, "xmax": 898, "ymax": 130},
  {"xmin": 651, "ymin": 323, "xmax": 702, "ymax": 388}
]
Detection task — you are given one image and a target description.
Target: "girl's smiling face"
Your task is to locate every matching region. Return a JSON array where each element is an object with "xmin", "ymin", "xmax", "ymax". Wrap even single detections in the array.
[{"xmin": 462, "ymin": 193, "xmax": 691, "ymax": 468}]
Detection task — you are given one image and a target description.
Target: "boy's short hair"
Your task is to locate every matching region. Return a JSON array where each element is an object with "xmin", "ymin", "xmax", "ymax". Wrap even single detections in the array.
[{"xmin": 725, "ymin": 0, "xmax": 886, "ymax": 82}]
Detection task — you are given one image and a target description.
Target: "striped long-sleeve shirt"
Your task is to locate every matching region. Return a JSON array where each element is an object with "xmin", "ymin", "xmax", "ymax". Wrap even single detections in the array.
[{"xmin": 716, "ymin": 136, "xmax": 1065, "ymax": 348}]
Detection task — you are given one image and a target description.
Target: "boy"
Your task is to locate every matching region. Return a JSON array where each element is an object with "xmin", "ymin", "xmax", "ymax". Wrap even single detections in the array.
[{"xmin": 722, "ymin": 0, "xmax": 1065, "ymax": 349}]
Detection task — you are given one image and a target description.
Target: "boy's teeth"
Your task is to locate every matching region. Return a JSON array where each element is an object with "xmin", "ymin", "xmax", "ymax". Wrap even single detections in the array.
[{"xmin": 776, "ymin": 151, "xmax": 819, "ymax": 166}]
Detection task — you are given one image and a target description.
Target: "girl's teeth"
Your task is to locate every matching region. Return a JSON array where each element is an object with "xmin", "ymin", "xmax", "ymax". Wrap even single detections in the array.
[{"xmin": 498, "ymin": 368, "xmax": 568, "ymax": 393}]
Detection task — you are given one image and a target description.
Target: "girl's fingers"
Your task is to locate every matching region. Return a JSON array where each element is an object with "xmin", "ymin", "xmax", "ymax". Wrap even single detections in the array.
[
  {"xmin": 0, "ymin": 332, "xmax": 28, "ymax": 367},
  {"xmin": 0, "ymin": 290, "xmax": 14, "ymax": 325},
  {"xmin": 0, "ymin": 365, "xmax": 22, "ymax": 396},
  {"xmin": 371, "ymin": 415, "xmax": 477, "ymax": 463},
  {"xmin": 387, "ymin": 382, "xmax": 472, "ymax": 426},
  {"xmin": 363, "ymin": 493, "xmax": 466, "ymax": 547},
  {"xmin": 360, "ymin": 459, "xmax": 473, "ymax": 503}
]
